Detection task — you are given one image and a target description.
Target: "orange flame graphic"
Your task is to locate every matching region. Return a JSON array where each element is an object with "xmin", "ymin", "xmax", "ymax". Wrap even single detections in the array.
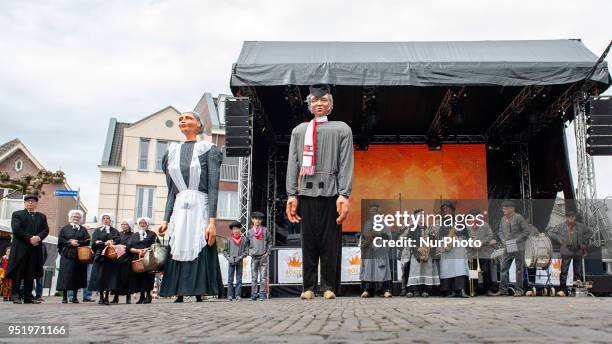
[
  {"xmin": 349, "ymin": 255, "xmax": 361, "ymax": 266},
  {"xmin": 287, "ymin": 256, "xmax": 302, "ymax": 268}
]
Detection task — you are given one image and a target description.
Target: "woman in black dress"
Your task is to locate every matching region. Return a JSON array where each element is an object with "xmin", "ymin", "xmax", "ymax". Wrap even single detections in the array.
[
  {"xmin": 111, "ymin": 219, "xmax": 134, "ymax": 304},
  {"xmin": 89, "ymin": 213, "xmax": 120, "ymax": 305},
  {"xmin": 57, "ymin": 210, "xmax": 90, "ymax": 304},
  {"xmin": 158, "ymin": 111, "xmax": 223, "ymax": 302},
  {"xmin": 128, "ymin": 217, "xmax": 158, "ymax": 304}
]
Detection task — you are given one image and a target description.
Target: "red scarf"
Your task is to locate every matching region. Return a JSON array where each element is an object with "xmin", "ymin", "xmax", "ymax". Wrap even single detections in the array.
[
  {"xmin": 231, "ymin": 233, "xmax": 242, "ymax": 246},
  {"xmin": 252, "ymin": 226, "xmax": 264, "ymax": 240}
]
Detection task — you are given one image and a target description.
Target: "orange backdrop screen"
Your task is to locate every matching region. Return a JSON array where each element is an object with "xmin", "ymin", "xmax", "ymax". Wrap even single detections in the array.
[{"xmin": 343, "ymin": 144, "xmax": 488, "ymax": 232}]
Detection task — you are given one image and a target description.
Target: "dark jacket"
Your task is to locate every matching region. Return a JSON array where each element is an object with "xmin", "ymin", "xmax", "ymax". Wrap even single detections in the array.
[
  {"xmin": 6, "ymin": 209, "xmax": 49, "ymax": 279},
  {"xmin": 223, "ymin": 235, "xmax": 248, "ymax": 265}
]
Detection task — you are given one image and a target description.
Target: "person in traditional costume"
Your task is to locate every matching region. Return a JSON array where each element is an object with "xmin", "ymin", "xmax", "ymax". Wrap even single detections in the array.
[
  {"xmin": 436, "ymin": 201, "xmax": 470, "ymax": 298},
  {"xmin": 1, "ymin": 247, "xmax": 12, "ymax": 301},
  {"xmin": 405, "ymin": 209, "xmax": 440, "ymax": 297},
  {"xmin": 466, "ymin": 209, "xmax": 497, "ymax": 296},
  {"xmin": 56, "ymin": 210, "xmax": 90, "ymax": 303},
  {"xmin": 89, "ymin": 213, "xmax": 120, "ymax": 305},
  {"xmin": 128, "ymin": 217, "xmax": 158, "ymax": 304},
  {"xmin": 286, "ymin": 84, "xmax": 354, "ymax": 300},
  {"xmin": 6, "ymin": 194, "xmax": 49, "ymax": 304},
  {"xmin": 223, "ymin": 221, "xmax": 248, "ymax": 301},
  {"xmin": 247, "ymin": 211, "xmax": 271, "ymax": 301},
  {"xmin": 359, "ymin": 204, "xmax": 393, "ymax": 298},
  {"xmin": 111, "ymin": 219, "xmax": 135, "ymax": 304},
  {"xmin": 547, "ymin": 210, "xmax": 593, "ymax": 297},
  {"xmin": 157, "ymin": 111, "xmax": 223, "ymax": 303},
  {"xmin": 490, "ymin": 200, "xmax": 531, "ymax": 297}
]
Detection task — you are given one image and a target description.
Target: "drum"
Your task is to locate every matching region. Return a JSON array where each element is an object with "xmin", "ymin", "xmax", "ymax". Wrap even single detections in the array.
[{"xmin": 524, "ymin": 234, "xmax": 553, "ymax": 268}]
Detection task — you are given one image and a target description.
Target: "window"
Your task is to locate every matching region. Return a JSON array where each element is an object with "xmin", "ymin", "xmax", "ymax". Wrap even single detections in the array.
[
  {"xmin": 220, "ymin": 156, "xmax": 239, "ymax": 181},
  {"xmin": 155, "ymin": 140, "xmax": 168, "ymax": 171},
  {"xmin": 0, "ymin": 188, "xmax": 23, "ymax": 220},
  {"xmin": 216, "ymin": 191, "xmax": 239, "ymax": 219},
  {"xmin": 14, "ymin": 159, "xmax": 23, "ymax": 172},
  {"xmin": 135, "ymin": 186, "xmax": 155, "ymax": 219},
  {"xmin": 138, "ymin": 138, "xmax": 150, "ymax": 170}
]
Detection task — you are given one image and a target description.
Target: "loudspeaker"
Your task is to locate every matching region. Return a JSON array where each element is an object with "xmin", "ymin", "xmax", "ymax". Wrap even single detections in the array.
[
  {"xmin": 224, "ymin": 97, "xmax": 252, "ymax": 157},
  {"xmin": 586, "ymin": 96, "xmax": 612, "ymax": 156}
]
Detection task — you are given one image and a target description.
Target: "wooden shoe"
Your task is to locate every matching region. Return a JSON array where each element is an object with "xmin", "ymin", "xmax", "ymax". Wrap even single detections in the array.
[
  {"xmin": 383, "ymin": 291, "xmax": 392, "ymax": 298},
  {"xmin": 360, "ymin": 291, "xmax": 369, "ymax": 298},
  {"xmin": 300, "ymin": 291, "xmax": 315, "ymax": 300},
  {"xmin": 323, "ymin": 290, "xmax": 336, "ymax": 299},
  {"xmin": 556, "ymin": 290, "xmax": 566, "ymax": 297}
]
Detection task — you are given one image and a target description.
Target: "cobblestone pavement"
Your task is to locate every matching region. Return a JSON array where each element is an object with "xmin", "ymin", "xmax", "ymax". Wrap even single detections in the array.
[{"xmin": 2, "ymin": 296, "xmax": 612, "ymax": 343}]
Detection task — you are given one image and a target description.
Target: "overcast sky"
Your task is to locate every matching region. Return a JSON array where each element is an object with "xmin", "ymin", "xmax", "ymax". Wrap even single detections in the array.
[{"xmin": 0, "ymin": 0, "xmax": 611, "ymax": 220}]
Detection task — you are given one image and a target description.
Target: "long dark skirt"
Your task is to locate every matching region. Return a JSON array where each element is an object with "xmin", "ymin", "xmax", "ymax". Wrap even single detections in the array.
[
  {"xmin": 89, "ymin": 258, "xmax": 119, "ymax": 291},
  {"xmin": 56, "ymin": 256, "xmax": 88, "ymax": 291},
  {"xmin": 115, "ymin": 261, "xmax": 132, "ymax": 295},
  {"xmin": 130, "ymin": 271, "xmax": 155, "ymax": 293},
  {"xmin": 159, "ymin": 242, "xmax": 223, "ymax": 297}
]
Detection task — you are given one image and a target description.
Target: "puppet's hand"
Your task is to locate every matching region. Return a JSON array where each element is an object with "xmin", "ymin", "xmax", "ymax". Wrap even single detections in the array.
[
  {"xmin": 286, "ymin": 196, "xmax": 301, "ymax": 223},
  {"xmin": 336, "ymin": 195, "xmax": 350, "ymax": 225},
  {"xmin": 205, "ymin": 222, "xmax": 216, "ymax": 246}
]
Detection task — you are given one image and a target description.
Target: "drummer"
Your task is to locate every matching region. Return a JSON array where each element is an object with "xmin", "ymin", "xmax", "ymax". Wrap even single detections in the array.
[{"xmin": 546, "ymin": 210, "xmax": 593, "ymax": 297}]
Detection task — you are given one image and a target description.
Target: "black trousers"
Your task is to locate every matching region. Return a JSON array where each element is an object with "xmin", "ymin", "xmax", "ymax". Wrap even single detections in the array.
[
  {"xmin": 11, "ymin": 251, "xmax": 37, "ymax": 301},
  {"xmin": 560, "ymin": 255, "xmax": 582, "ymax": 291},
  {"xmin": 470, "ymin": 258, "xmax": 495, "ymax": 293},
  {"xmin": 299, "ymin": 196, "xmax": 342, "ymax": 293},
  {"xmin": 401, "ymin": 261, "xmax": 410, "ymax": 290}
]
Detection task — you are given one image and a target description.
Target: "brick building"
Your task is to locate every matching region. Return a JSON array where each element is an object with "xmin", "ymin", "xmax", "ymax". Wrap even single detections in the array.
[{"xmin": 0, "ymin": 139, "xmax": 88, "ymax": 253}]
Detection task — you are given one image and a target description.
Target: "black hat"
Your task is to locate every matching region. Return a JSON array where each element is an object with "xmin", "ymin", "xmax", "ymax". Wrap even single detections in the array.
[
  {"xmin": 229, "ymin": 221, "xmax": 242, "ymax": 229},
  {"xmin": 440, "ymin": 200, "xmax": 455, "ymax": 211},
  {"xmin": 309, "ymin": 84, "xmax": 331, "ymax": 97},
  {"xmin": 250, "ymin": 211, "xmax": 265, "ymax": 219},
  {"xmin": 501, "ymin": 200, "xmax": 517, "ymax": 209},
  {"xmin": 565, "ymin": 210, "xmax": 577, "ymax": 217},
  {"xmin": 23, "ymin": 194, "xmax": 39, "ymax": 202}
]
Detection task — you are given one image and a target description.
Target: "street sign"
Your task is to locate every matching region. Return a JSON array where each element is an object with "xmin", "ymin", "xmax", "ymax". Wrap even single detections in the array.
[{"xmin": 54, "ymin": 189, "xmax": 79, "ymax": 197}]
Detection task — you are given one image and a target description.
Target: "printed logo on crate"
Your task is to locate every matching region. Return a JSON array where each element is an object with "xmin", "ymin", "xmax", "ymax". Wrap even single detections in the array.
[
  {"xmin": 277, "ymin": 249, "xmax": 303, "ymax": 284},
  {"xmin": 341, "ymin": 247, "xmax": 361, "ymax": 282}
]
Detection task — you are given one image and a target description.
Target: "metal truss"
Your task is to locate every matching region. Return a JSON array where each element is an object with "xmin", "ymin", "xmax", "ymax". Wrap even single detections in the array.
[
  {"xmin": 486, "ymin": 85, "xmax": 545, "ymax": 139},
  {"xmin": 517, "ymin": 142, "xmax": 533, "ymax": 219},
  {"xmin": 238, "ymin": 154, "xmax": 252, "ymax": 230},
  {"xmin": 266, "ymin": 146, "xmax": 278, "ymax": 243},
  {"xmin": 574, "ymin": 99, "xmax": 612, "ymax": 246},
  {"xmin": 428, "ymin": 86, "xmax": 466, "ymax": 138}
]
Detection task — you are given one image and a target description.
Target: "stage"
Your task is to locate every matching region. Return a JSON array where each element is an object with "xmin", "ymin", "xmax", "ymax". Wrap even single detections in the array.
[{"xmin": 225, "ymin": 39, "xmax": 612, "ymax": 291}]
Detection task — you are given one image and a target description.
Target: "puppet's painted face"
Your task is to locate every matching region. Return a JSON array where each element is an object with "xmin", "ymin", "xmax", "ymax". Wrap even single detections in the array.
[
  {"xmin": 310, "ymin": 95, "xmax": 332, "ymax": 117},
  {"xmin": 178, "ymin": 112, "xmax": 201, "ymax": 137}
]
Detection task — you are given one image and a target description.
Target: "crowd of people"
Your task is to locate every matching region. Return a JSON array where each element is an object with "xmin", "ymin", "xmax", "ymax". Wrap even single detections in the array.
[{"xmin": 362, "ymin": 200, "xmax": 593, "ymax": 299}]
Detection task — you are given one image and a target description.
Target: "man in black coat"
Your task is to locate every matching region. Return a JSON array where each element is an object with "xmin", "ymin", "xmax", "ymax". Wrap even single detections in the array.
[{"xmin": 6, "ymin": 194, "xmax": 49, "ymax": 304}]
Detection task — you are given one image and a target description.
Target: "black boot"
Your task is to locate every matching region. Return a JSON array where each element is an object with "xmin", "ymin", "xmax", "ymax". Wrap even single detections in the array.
[
  {"xmin": 111, "ymin": 294, "xmax": 119, "ymax": 304},
  {"xmin": 195, "ymin": 295, "xmax": 203, "ymax": 302},
  {"xmin": 174, "ymin": 296, "xmax": 184, "ymax": 303},
  {"xmin": 136, "ymin": 293, "xmax": 145, "ymax": 304},
  {"xmin": 126, "ymin": 295, "xmax": 131, "ymax": 304},
  {"xmin": 142, "ymin": 292, "xmax": 152, "ymax": 304},
  {"xmin": 62, "ymin": 291, "xmax": 68, "ymax": 304},
  {"xmin": 457, "ymin": 290, "xmax": 470, "ymax": 298}
]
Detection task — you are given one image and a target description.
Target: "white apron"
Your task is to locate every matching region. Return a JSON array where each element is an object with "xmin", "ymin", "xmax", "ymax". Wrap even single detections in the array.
[{"xmin": 167, "ymin": 141, "xmax": 212, "ymax": 262}]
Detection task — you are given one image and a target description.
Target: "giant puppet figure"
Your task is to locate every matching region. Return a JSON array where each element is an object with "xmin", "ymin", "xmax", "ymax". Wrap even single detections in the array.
[
  {"xmin": 286, "ymin": 84, "xmax": 354, "ymax": 300},
  {"xmin": 158, "ymin": 111, "xmax": 224, "ymax": 302}
]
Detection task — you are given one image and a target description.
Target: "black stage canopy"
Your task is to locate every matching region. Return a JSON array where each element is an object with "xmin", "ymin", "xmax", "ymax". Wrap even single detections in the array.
[{"xmin": 231, "ymin": 40, "xmax": 610, "ymax": 87}]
